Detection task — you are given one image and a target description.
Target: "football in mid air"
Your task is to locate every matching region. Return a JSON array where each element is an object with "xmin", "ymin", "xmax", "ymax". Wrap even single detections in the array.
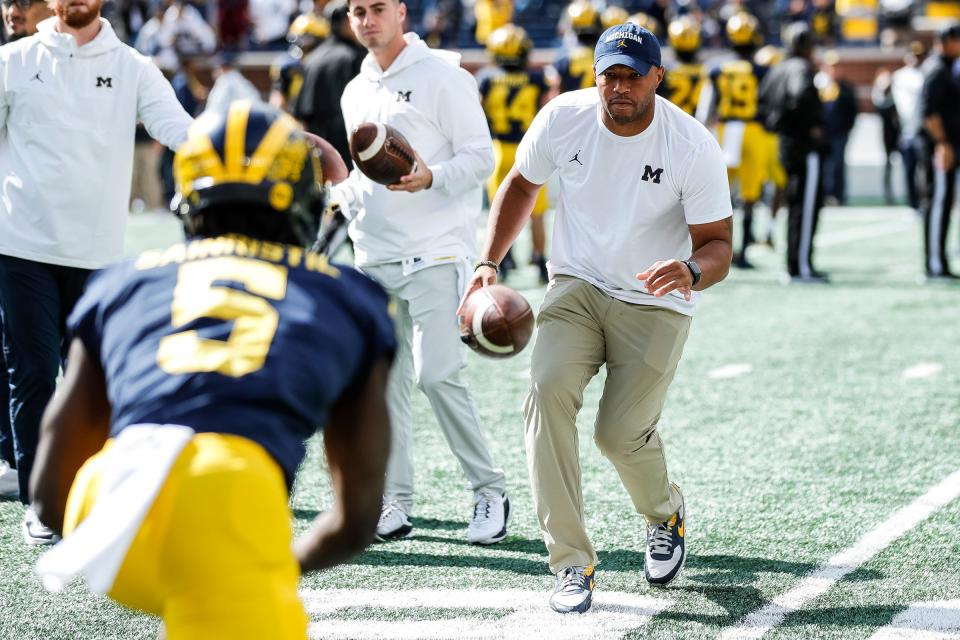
[
  {"xmin": 459, "ymin": 285, "xmax": 534, "ymax": 359},
  {"xmin": 349, "ymin": 122, "xmax": 417, "ymax": 185}
]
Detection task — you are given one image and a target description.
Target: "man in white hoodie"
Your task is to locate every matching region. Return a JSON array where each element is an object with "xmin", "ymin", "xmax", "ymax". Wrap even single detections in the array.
[
  {"xmin": 0, "ymin": 0, "xmax": 192, "ymax": 544},
  {"xmin": 335, "ymin": 0, "xmax": 507, "ymax": 544}
]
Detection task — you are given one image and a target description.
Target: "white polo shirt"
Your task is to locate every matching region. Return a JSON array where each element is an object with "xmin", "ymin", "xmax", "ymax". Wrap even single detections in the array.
[{"xmin": 515, "ymin": 90, "xmax": 732, "ymax": 315}]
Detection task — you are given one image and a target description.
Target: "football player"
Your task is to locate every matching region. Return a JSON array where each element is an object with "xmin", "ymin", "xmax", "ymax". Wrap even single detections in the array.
[
  {"xmin": 659, "ymin": 15, "xmax": 705, "ymax": 117},
  {"xmin": 269, "ymin": 11, "xmax": 330, "ymax": 112},
  {"xmin": 478, "ymin": 24, "xmax": 557, "ymax": 283},
  {"xmin": 30, "ymin": 101, "xmax": 395, "ymax": 639},
  {"xmin": 701, "ymin": 12, "xmax": 768, "ymax": 268},
  {"xmin": 555, "ymin": 0, "xmax": 602, "ymax": 93},
  {"xmin": 754, "ymin": 44, "xmax": 787, "ymax": 246},
  {"xmin": 600, "ymin": 5, "xmax": 627, "ymax": 30},
  {"xmin": 628, "ymin": 11, "xmax": 660, "ymax": 39}
]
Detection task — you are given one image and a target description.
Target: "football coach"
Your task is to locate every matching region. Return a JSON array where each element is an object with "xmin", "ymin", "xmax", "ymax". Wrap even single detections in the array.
[
  {"xmin": 0, "ymin": 0, "xmax": 192, "ymax": 544},
  {"xmin": 461, "ymin": 22, "xmax": 732, "ymax": 613}
]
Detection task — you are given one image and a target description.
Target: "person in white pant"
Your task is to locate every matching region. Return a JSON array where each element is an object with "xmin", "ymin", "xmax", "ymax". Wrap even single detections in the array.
[{"xmin": 332, "ymin": 0, "xmax": 508, "ymax": 544}]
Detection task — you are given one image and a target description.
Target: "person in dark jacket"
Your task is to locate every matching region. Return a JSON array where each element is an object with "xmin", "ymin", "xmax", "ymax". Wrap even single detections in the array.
[
  {"xmin": 292, "ymin": 0, "xmax": 366, "ymax": 168},
  {"xmin": 917, "ymin": 23, "xmax": 960, "ymax": 280},
  {"xmin": 817, "ymin": 50, "xmax": 858, "ymax": 205},
  {"xmin": 759, "ymin": 22, "xmax": 828, "ymax": 282}
]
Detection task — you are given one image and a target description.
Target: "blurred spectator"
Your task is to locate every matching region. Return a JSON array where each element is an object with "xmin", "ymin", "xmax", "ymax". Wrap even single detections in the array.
[
  {"xmin": 473, "ymin": 0, "xmax": 512, "ymax": 45},
  {"xmin": 205, "ymin": 52, "xmax": 263, "ymax": 114},
  {"xmin": 420, "ymin": 0, "xmax": 462, "ymax": 48},
  {"xmin": 292, "ymin": 0, "xmax": 363, "ymax": 167},
  {"xmin": 835, "ymin": 0, "xmax": 878, "ymax": 43},
  {"xmin": 160, "ymin": 54, "xmax": 206, "ymax": 202},
  {"xmin": 891, "ymin": 40, "xmax": 927, "ymax": 212},
  {"xmin": 270, "ymin": 6, "xmax": 330, "ymax": 111},
  {"xmin": 879, "ymin": 0, "xmax": 913, "ymax": 47},
  {"xmin": 218, "ymin": 0, "xmax": 249, "ymax": 50},
  {"xmin": 871, "ymin": 68, "xmax": 900, "ymax": 205},
  {"xmin": 816, "ymin": 50, "xmax": 857, "ymax": 204},
  {"xmin": 248, "ymin": 0, "xmax": 297, "ymax": 49},
  {"xmin": 810, "ymin": 0, "xmax": 836, "ymax": 44},
  {"xmin": 134, "ymin": 0, "xmax": 216, "ymax": 69},
  {"xmin": 114, "ymin": 0, "xmax": 151, "ymax": 43},
  {"xmin": 2, "ymin": 0, "xmax": 54, "ymax": 41}
]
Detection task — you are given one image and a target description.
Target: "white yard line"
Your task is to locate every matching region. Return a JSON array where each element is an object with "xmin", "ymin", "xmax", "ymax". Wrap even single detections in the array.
[
  {"xmin": 708, "ymin": 363, "xmax": 753, "ymax": 379},
  {"xmin": 869, "ymin": 600, "xmax": 960, "ymax": 639},
  {"xmin": 814, "ymin": 219, "xmax": 914, "ymax": 248},
  {"xmin": 719, "ymin": 469, "xmax": 960, "ymax": 640},
  {"xmin": 301, "ymin": 588, "xmax": 669, "ymax": 640},
  {"xmin": 903, "ymin": 363, "xmax": 944, "ymax": 380}
]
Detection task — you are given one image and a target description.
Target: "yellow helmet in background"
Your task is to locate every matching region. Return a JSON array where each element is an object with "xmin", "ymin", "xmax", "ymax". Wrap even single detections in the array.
[
  {"xmin": 668, "ymin": 15, "xmax": 701, "ymax": 53},
  {"xmin": 567, "ymin": 0, "xmax": 601, "ymax": 36},
  {"xmin": 601, "ymin": 5, "xmax": 628, "ymax": 29},
  {"xmin": 287, "ymin": 13, "xmax": 330, "ymax": 50},
  {"xmin": 754, "ymin": 44, "xmax": 785, "ymax": 66},
  {"xmin": 487, "ymin": 23, "xmax": 533, "ymax": 67},
  {"xmin": 628, "ymin": 11, "xmax": 660, "ymax": 37},
  {"xmin": 726, "ymin": 11, "xmax": 761, "ymax": 47}
]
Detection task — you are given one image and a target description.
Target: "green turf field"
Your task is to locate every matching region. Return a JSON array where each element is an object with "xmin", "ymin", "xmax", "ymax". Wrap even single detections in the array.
[{"xmin": 2, "ymin": 206, "xmax": 959, "ymax": 639}]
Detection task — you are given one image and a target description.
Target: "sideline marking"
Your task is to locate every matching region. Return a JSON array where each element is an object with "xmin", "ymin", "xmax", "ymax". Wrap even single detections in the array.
[
  {"xmin": 708, "ymin": 363, "xmax": 752, "ymax": 379},
  {"xmin": 719, "ymin": 469, "xmax": 960, "ymax": 640},
  {"xmin": 301, "ymin": 588, "xmax": 669, "ymax": 639},
  {"xmin": 903, "ymin": 363, "xmax": 943, "ymax": 380},
  {"xmin": 815, "ymin": 219, "xmax": 913, "ymax": 248},
  {"xmin": 869, "ymin": 599, "xmax": 960, "ymax": 639}
]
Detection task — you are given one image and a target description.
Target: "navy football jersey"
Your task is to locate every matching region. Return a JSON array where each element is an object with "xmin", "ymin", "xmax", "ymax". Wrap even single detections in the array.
[
  {"xmin": 477, "ymin": 67, "xmax": 550, "ymax": 143},
  {"xmin": 271, "ymin": 53, "xmax": 305, "ymax": 107},
  {"xmin": 555, "ymin": 45, "xmax": 596, "ymax": 93},
  {"xmin": 68, "ymin": 235, "xmax": 395, "ymax": 487},
  {"xmin": 709, "ymin": 59, "xmax": 768, "ymax": 123}
]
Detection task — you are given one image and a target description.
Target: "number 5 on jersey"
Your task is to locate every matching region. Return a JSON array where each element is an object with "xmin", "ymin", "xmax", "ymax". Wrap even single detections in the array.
[{"xmin": 158, "ymin": 257, "xmax": 288, "ymax": 378}]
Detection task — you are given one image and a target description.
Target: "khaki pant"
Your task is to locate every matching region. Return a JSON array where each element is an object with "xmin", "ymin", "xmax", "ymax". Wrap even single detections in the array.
[
  {"xmin": 131, "ymin": 141, "xmax": 163, "ymax": 211},
  {"xmin": 523, "ymin": 276, "xmax": 690, "ymax": 573},
  {"xmin": 362, "ymin": 262, "xmax": 506, "ymax": 514}
]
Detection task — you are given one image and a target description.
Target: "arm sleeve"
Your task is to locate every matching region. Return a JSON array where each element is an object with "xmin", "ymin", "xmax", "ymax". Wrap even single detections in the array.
[
  {"xmin": 137, "ymin": 61, "xmax": 194, "ymax": 150},
  {"xmin": 427, "ymin": 67, "xmax": 495, "ymax": 196},
  {"xmin": 513, "ymin": 100, "xmax": 556, "ymax": 185},
  {"xmin": 678, "ymin": 139, "xmax": 734, "ymax": 224},
  {"xmin": 0, "ymin": 54, "xmax": 8, "ymax": 137}
]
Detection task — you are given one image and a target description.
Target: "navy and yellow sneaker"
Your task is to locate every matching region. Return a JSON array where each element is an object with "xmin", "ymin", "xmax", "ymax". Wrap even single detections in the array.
[
  {"xmin": 645, "ymin": 485, "xmax": 685, "ymax": 586},
  {"xmin": 548, "ymin": 564, "xmax": 596, "ymax": 613}
]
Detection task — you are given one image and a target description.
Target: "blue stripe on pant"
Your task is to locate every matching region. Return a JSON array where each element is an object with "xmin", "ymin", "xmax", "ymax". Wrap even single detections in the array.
[{"xmin": 0, "ymin": 256, "xmax": 91, "ymax": 503}]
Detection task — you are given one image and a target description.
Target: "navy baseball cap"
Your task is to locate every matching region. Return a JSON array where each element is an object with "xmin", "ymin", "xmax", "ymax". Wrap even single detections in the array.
[{"xmin": 594, "ymin": 22, "xmax": 661, "ymax": 76}]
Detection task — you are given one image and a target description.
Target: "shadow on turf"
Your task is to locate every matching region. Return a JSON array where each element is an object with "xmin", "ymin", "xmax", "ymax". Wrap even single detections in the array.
[{"xmin": 649, "ymin": 555, "xmax": 885, "ymax": 627}]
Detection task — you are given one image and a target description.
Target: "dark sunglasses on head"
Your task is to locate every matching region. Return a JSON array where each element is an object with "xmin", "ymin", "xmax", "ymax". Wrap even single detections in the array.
[{"xmin": 1, "ymin": 0, "xmax": 43, "ymax": 9}]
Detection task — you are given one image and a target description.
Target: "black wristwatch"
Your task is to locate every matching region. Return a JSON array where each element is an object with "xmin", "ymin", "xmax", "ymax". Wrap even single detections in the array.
[{"xmin": 682, "ymin": 259, "xmax": 701, "ymax": 286}]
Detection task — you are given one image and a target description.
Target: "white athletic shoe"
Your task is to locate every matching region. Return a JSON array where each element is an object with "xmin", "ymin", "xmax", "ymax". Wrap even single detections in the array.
[
  {"xmin": 374, "ymin": 501, "xmax": 413, "ymax": 542},
  {"xmin": 22, "ymin": 505, "xmax": 59, "ymax": 546},
  {"xmin": 0, "ymin": 460, "xmax": 19, "ymax": 499},
  {"xmin": 549, "ymin": 565, "xmax": 596, "ymax": 613},
  {"xmin": 466, "ymin": 489, "xmax": 510, "ymax": 544}
]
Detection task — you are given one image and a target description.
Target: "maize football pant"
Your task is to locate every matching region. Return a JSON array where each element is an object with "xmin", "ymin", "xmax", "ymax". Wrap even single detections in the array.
[{"xmin": 64, "ymin": 433, "xmax": 308, "ymax": 640}]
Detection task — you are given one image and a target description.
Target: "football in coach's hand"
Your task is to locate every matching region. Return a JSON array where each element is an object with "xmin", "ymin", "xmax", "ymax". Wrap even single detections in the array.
[
  {"xmin": 349, "ymin": 122, "xmax": 417, "ymax": 185},
  {"xmin": 459, "ymin": 284, "xmax": 534, "ymax": 359}
]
